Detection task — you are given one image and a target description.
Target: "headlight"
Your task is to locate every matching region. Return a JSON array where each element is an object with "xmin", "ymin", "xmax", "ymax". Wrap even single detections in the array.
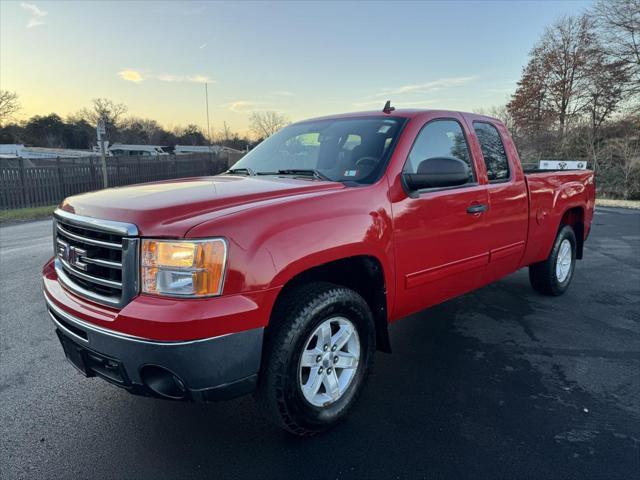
[{"xmin": 141, "ymin": 238, "xmax": 227, "ymax": 297}]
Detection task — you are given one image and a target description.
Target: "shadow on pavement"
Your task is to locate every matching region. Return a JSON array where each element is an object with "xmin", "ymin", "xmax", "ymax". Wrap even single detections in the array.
[{"xmin": 74, "ymin": 277, "xmax": 638, "ymax": 479}]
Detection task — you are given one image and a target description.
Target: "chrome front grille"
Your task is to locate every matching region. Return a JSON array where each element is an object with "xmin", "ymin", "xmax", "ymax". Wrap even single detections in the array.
[{"xmin": 53, "ymin": 210, "xmax": 139, "ymax": 308}]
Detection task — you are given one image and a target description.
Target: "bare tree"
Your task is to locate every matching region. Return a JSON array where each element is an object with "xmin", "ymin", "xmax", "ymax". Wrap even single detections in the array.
[
  {"xmin": 0, "ymin": 90, "xmax": 21, "ymax": 125},
  {"xmin": 79, "ymin": 98, "xmax": 128, "ymax": 136},
  {"xmin": 507, "ymin": 48, "xmax": 554, "ymax": 136},
  {"xmin": 474, "ymin": 105, "xmax": 516, "ymax": 133},
  {"xmin": 583, "ymin": 52, "xmax": 628, "ymax": 139},
  {"xmin": 174, "ymin": 124, "xmax": 206, "ymax": 146},
  {"xmin": 220, "ymin": 121, "xmax": 233, "ymax": 144},
  {"xmin": 593, "ymin": 0, "xmax": 640, "ymax": 100},
  {"xmin": 120, "ymin": 117, "xmax": 166, "ymax": 144},
  {"xmin": 249, "ymin": 111, "xmax": 289, "ymax": 139},
  {"xmin": 507, "ymin": 11, "xmax": 635, "ymax": 164},
  {"xmin": 610, "ymin": 119, "xmax": 640, "ymax": 197},
  {"xmin": 619, "ymin": 140, "xmax": 640, "ymax": 198},
  {"xmin": 509, "ymin": 15, "xmax": 598, "ymax": 140},
  {"xmin": 541, "ymin": 15, "xmax": 598, "ymax": 136}
]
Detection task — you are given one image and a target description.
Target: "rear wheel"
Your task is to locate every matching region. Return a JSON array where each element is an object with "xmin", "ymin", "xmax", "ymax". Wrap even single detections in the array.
[
  {"xmin": 256, "ymin": 282, "xmax": 375, "ymax": 436},
  {"xmin": 529, "ymin": 224, "xmax": 577, "ymax": 296}
]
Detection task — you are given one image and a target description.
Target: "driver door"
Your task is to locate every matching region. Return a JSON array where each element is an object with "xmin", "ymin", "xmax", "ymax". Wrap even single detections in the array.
[{"xmin": 392, "ymin": 117, "xmax": 490, "ymax": 319}]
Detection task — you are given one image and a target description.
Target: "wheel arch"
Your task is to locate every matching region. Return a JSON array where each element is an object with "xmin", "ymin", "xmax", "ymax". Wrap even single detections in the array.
[
  {"xmin": 559, "ymin": 206, "xmax": 585, "ymax": 259},
  {"xmin": 268, "ymin": 255, "xmax": 392, "ymax": 353}
]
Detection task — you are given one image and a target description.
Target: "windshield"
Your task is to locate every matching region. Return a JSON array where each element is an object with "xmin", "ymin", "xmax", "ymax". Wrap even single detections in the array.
[{"xmin": 230, "ymin": 116, "xmax": 406, "ymax": 184}]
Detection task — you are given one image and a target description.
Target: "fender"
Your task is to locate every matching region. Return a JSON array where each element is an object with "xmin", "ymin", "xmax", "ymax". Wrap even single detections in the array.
[
  {"xmin": 521, "ymin": 172, "xmax": 593, "ymax": 267},
  {"xmin": 544, "ymin": 182, "xmax": 587, "ymax": 256},
  {"xmin": 185, "ymin": 180, "xmax": 396, "ymax": 314}
]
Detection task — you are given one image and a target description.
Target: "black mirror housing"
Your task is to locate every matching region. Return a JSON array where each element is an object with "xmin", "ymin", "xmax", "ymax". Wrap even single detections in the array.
[{"xmin": 403, "ymin": 157, "xmax": 470, "ymax": 191}]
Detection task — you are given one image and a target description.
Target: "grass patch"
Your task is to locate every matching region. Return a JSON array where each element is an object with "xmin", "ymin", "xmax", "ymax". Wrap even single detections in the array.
[
  {"xmin": 596, "ymin": 198, "xmax": 640, "ymax": 210},
  {"xmin": 0, "ymin": 205, "xmax": 57, "ymax": 224}
]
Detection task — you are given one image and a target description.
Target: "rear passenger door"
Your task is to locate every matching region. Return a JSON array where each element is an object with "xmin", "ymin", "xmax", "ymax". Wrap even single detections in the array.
[{"xmin": 470, "ymin": 121, "xmax": 528, "ymax": 282}]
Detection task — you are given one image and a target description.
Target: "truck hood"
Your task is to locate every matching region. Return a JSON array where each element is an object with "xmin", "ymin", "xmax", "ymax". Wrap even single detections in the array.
[{"xmin": 60, "ymin": 175, "xmax": 345, "ymax": 237}]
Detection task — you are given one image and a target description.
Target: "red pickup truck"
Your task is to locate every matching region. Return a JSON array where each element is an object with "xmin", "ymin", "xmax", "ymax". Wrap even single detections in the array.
[{"xmin": 43, "ymin": 107, "xmax": 595, "ymax": 435}]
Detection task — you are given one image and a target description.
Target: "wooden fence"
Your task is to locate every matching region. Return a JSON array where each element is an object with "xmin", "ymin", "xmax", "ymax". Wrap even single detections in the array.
[{"xmin": 0, "ymin": 152, "xmax": 244, "ymax": 210}]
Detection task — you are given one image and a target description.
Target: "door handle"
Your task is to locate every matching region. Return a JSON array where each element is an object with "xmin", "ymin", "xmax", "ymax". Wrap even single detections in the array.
[{"xmin": 467, "ymin": 204, "xmax": 488, "ymax": 214}]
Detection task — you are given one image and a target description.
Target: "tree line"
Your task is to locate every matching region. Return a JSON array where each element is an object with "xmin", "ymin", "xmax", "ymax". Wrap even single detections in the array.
[
  {"xmin": 491, "ymin": 0, "xmax": 639, "ymax": 199},
  {"xmin": 0, "ymin": 0, "xmax": 637, "ymax": 198},
  {"xmin": 0, "ymin": 96, "xmax": 290, "ymax": 152}
]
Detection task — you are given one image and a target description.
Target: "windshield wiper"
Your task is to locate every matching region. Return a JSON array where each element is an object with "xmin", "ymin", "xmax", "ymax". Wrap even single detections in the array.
[
  {"xmin": 258, "ymin": 169, "xmax": 331, "ymax": 181},
  {"xmin": 226, "ymin": 167, "xmax": 256, "ymax": 176}
]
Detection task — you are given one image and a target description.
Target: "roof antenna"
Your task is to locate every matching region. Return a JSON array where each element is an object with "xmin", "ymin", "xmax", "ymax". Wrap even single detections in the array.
[{"xmin": 382, "ymin": 100, "xmax": 395, "ymax": 114}]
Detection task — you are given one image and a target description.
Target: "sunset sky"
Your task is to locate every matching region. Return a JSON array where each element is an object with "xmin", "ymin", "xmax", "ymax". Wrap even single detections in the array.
[{"xmin": 1, "ymin": 0, "xmax": 591, "ymax": 135}]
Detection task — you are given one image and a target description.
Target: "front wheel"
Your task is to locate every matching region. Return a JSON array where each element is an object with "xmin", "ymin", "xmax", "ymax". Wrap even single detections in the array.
[
  {"xmin": 529, "ymin": 224, "xmax": 577, "ymax": 296},
  {"xmin": 256, "ymin": 282, "xmax": 375, "ymax": 436}
]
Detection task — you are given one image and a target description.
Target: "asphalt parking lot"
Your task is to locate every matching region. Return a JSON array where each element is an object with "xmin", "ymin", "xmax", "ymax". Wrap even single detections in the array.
[{"xmin": 1, "ymin": 207, "xmax": 638, "ymax": 479}]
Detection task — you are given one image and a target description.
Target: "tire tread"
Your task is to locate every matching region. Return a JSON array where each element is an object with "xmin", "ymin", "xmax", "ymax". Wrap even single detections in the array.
[
  {"xmin": 256, "ymin": 281, "xmax": 374, "ymax": 436},
  {"xmin": 529, "ymin": 224, "xmax": 576, "ymax": 296}
]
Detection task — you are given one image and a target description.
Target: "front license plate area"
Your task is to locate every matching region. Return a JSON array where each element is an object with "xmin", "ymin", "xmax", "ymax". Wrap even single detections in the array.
[
  {"xmin": 56, "ymin": 329, "xmax": 91, "ymax": 376},
  {"xmin": 55, "ymin": 329, "xmax": 129, "ymax": 385}
]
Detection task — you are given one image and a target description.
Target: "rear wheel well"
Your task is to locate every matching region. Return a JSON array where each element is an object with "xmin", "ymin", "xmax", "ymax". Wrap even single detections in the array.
[
  {"xmin": 270, "ymin": 256, "xmax": 391, "ymax": 352},
  {"xmin": 560, "ymin": 207, "xmax": 585, "ymax": 259}
]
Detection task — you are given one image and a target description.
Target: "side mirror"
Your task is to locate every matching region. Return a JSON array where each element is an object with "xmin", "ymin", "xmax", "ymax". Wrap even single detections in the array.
[{"xmin": 403, "ymin": 157, "xmax": 471, "ymax": 191}]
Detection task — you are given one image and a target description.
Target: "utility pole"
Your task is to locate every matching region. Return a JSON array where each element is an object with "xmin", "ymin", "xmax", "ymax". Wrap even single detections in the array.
[
  {"xmin": 205, "ymin": 82, "xmax": 215, "ymax": 171},
  {"xmin": 205, "ymin": 82, "xmax": 212, "ymax": 147},
  {"xmin": 96, "ymin": 119, "xmax": 108, "ymax": 188}
]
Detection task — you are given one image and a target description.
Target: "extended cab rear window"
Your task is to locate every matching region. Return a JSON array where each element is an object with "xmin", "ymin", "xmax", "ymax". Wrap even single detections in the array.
[
  {"xmin": 230, "ymin": 117, "xmax": 406, "ymax": 185},
  {"xmin": 473, "ymin": 122, "xmax": 510, "ymax": 182}
]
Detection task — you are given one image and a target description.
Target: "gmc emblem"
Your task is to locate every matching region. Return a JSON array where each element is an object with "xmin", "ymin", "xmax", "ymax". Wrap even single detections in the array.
[{"xmin": 57, "ymin": 241, "xmax": 88, "ymax": 271}]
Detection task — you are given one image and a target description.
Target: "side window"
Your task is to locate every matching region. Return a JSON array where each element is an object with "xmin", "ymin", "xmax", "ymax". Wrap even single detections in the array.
[
  {"xmin": 473, "ymin": 122, "xmax": 510, "ymax": 182},
  {"xmin": 405, "ymin": 119, "xmax": 475, "ymax": 183}
]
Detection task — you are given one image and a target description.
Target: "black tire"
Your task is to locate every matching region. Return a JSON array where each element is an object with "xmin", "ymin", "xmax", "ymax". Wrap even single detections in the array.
[
  {"xmin": 529, "ymin": 224, "xmax": 577, "ymax": 296},
  {"xmin": 256, "ymin": 282, "xmax": 375, "ymax": 436}
]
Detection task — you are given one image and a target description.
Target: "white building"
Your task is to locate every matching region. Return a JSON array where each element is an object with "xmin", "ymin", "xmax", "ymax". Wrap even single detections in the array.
[
  {"xmin": 0, "ymin": 144, "xmax": 95, "ymax": 159},
  {"xmin": 107, "ymin": 144, "xmax": 169, "ymax": 156},
  {"xmin": 174, "ymin": 145, "xmax": 245, "ymax": 155},
  {"xmin": 174, "ymin": 145, "xmax": 221, "ymax": 155}
]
